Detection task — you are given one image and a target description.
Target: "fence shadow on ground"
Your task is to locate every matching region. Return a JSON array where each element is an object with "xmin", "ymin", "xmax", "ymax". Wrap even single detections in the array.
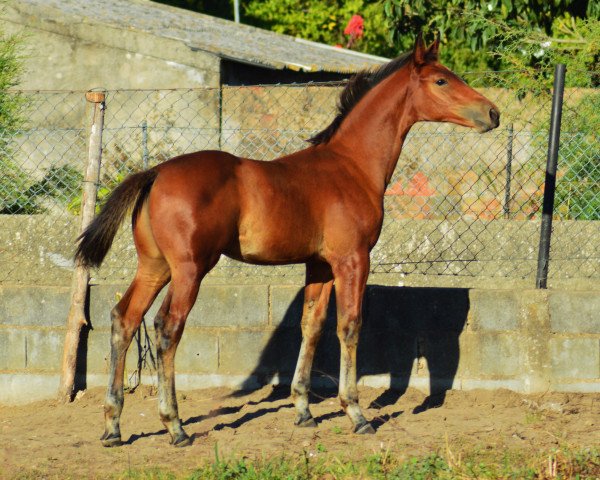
[{"xmin": 233, "ymin": 285, "xmax": 470, "ymax": 422}]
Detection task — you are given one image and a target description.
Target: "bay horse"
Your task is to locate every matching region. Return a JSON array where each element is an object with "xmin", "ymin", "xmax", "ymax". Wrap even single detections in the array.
[{"xmin": 76, "ymin": 34, "xmax": 499, "ymax": 447}]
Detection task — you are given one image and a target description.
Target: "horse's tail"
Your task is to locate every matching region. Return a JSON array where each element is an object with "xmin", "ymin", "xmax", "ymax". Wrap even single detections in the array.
[{"xmin": 75, "ymin": 169, "xmax": 159, "ymax": 269}]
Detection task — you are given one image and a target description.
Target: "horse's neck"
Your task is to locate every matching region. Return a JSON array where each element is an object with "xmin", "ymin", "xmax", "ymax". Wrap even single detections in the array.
[{"xmin": 327, "ymin": 69, "xmax": 416, "ymax": 194}]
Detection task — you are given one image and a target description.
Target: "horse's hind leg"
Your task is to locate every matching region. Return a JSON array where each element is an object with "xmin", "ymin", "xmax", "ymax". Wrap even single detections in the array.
[
  {"xmin": 102, "ymin": 257, "xmax": 170, "ymax": 447},
  {"xmin": 292, "ymin": 261, "xmax": 333, "ymax": 427},
  {"xmin": 154, "ymin": 261, "xmax": 209, "ymax": 447}
]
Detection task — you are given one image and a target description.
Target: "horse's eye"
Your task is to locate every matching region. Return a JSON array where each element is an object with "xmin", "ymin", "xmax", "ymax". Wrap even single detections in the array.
[{"xmin": 435, "ymin": 79, "xmax": 448, "ymax": 86}]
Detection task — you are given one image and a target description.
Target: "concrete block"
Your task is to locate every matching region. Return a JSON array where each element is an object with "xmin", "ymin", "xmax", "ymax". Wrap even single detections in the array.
[
  {"xmin": 461, "ymin": 332, "xmax": 521, "ymax": 377},
  {"xmin": 549, "ymin": 338, "xmax": 600, "ymax": 379},
  {"xmin": 0, "ymin": 330, "xmax": 26, "ymax": 370},
  {"xmin": 25, "ymin": 329, "xmax": 63, "ymax": 371},
  {"xmin": 270, "ymin": 285, "xmax": 304, "ymax": 327},
  {"xmin": 551, "ymin": 381, "xmax": 600, "ymax": 393},
  {"xmin": 549, "ymin": 291, "xmax": 600, "ymax": 334},
  {"xmin": 218, "ymin": 330, "xmax": 273, "ymax": 375},
  {"xmin": 0, "ymin": 286, "xmax": 70, "ymax": 328},
  {"xmin": 193, "ymin": 285, "xmax": 269, "ymax": 327},
  {"xmin": 0, "ymin": 373, "xmax": 60, "ymax": 405},
  {"xmin": 417, "ymin": 333, "xmax": 461, "ymax": 381},
  {"xmin": 91, "ymin": 284, "xmax": 271, "ymax": 329},
  {"xmin": 365, "ymin": 286, "xmax": 469, "ymax": 333},
  {"xmin": 469, "ymin": 290, "xmax": 518, "ymax": 331},
  {"xmin": 89, "ymin": 284, "xmax": 129, "ymax": 329},
  {"xmin": 85, "ymin": 330, "xmax": 111, "ymax": 374},
  {"xmin": 461, "ymin": 378, "xmax": 524, "ymax": 391},
  {"xmin": 269, "ymin": 284, "xmax": 338, "ymax": 330},
  {"xmin": 175, "ymin": 330, "xmax": 219, "ymax": 374},
  {"xmin": 357, "ymin": 330, "xmax": 416, "ymax": 377}
]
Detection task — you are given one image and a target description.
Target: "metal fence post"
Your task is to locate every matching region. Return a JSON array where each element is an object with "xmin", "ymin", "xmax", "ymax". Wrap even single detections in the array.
[
  {"xmin": 503, "ymin": 123, "xmax": 514, "ymax": 218},
  {"xmin": 142, "ymin": 120, "xmax": 149, "ymax": 169},
  {"xmin": 535, "ymin": 64, "xmax": 566, "ymax": 289},
  {"xmin": 58, "ymin": 90, "xmax": 106, "ymax": 402}
]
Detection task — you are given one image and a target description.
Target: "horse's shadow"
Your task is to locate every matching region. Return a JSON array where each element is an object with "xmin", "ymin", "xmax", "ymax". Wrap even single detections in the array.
[
  {"xmin": 121, "ymin": 285, "xmax": 469, "ymax": 443},
  {"xmin": 231, "ymin": 285, "xmax": 469, "ymax": 425}
]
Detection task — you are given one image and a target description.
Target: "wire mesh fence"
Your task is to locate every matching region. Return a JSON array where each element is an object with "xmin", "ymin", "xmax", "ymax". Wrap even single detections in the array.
[{"xmin": 0, "ymin": 69, "xmax": 598, "ymax": 286}]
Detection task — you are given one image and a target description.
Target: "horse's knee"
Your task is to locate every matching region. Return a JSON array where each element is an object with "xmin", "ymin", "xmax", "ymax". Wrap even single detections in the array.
[
  {"xmin": 337, "ymin": 317, "xmax": 362, "ymax": 346},
  {"xmin": 110, "ymin": 304, "xmax": 140, "ymax": 341},
  {"xmin": 155, "ymin": 314, "xmax": 186, "ymax": 353}
]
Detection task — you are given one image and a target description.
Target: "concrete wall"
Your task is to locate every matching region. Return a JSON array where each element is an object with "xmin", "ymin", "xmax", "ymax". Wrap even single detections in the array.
[
  {"xmin": 1, "ymin": 214, "xmax": 598, "ymax": 287},
  {"xmin": 0, "ymin": 283, "xmax": 598, "ymax": 404},
  {"xmin": 2, "ymin": 2, "xmax": 221, "ymax": 90}
]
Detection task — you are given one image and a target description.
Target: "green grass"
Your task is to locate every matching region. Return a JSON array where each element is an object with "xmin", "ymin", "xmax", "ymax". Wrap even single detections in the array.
[
  {"xmin": 110, "ymin": 446, "xmax": 599, "ymax": 480},
  {"xmin": 7, "ymin": 445, "xmax": 598, "ymax": 480}
]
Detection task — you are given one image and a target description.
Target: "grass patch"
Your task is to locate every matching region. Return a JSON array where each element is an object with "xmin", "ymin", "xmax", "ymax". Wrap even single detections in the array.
[{"xmin": 111, "ymin": 445, "xmax": 599, "ymax": 480}]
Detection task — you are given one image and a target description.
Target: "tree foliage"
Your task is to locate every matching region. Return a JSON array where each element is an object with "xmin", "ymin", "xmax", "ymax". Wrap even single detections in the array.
[
  {"xmin": 242, "ymin": 0, "xmax": 393, "ymax": 56},
  {"xmin": 383, "ymin": 0, "xmax": 599, "ymax": 70},
  {"xmin": 153, "ymin": 0, "xmax": 599, "ymax": 71},
  {"xmin": 0, "ymin": 27, "xmax": 32, "ymax": 213},
  {"xmin": 0, "ymin": 30, "xmax": 22, "ymax": 129}
]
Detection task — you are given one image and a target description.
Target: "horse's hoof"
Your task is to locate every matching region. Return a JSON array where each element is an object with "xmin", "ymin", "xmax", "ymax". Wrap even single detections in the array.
[
  {"xmin": 171, "ymin": 432, "xmax": 192, "ymax": 447},
  {"xmin": 294, "ymin": 413, "xmax": 317, "ymax": 428},
  {"xmin": 100, "ymin": 433, "xmax": 123, "ymax": 447},
  {"xmin": 354, "ymin": 422, "xmax": 375, "ymax": 434}
]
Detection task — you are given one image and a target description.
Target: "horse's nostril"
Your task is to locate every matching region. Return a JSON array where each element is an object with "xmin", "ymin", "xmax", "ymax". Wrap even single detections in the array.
[{"xmin": 489, "ymin": 108, "xmax": 500, "ymax": 125}]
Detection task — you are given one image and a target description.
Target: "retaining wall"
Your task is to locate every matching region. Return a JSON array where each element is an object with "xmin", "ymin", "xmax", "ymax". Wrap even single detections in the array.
[
  {"xmin": 2, "ymin": 215, "xmax": 599, "ymax": 286},
  {"xmin": 1, "ymin": 283, "xmax": 598, "ymax": 405}
]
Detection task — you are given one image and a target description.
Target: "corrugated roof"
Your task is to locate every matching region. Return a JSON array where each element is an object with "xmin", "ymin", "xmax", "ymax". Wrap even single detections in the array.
[{"xmin": 14, "ymin": 0, "xmax": 389, "ymax": 73}]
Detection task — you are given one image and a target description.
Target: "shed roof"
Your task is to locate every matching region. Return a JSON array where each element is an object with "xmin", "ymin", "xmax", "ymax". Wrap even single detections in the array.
[{"xmin": 14, "ymin": 0, "xmax": 389, "ymax": 74}]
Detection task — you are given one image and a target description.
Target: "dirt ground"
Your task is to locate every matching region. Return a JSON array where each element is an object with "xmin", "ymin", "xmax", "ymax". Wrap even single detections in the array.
[{"xmin": 0, "ymin": 385, "xmax": 598, "ymax": 478}]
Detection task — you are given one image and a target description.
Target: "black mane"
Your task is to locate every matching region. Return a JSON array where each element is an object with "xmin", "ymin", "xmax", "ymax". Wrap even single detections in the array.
[{"xmin": 308, "ymin": 51, "xmax": 413, "ymax": 146}]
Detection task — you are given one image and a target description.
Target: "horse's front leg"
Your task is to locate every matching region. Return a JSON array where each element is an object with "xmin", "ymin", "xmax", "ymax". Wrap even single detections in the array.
[
  {"xmin": 291, "ymin": 261, "xmax": 333, "ymax": 427},
  {"xmin": 332, "ymin": 252, "xmax": 374, "ymax": 434}
]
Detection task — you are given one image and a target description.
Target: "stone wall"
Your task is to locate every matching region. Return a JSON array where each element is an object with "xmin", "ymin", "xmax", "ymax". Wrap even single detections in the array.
[{"xmin": 0, "ymin": 283, "xmax": 598, "ymax": 405}]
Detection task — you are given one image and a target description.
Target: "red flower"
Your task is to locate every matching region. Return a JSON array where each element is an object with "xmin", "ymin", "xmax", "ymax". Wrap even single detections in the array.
[{"xmin": 344, "ymin": 15, "xmax": 364, "ymax": 39}]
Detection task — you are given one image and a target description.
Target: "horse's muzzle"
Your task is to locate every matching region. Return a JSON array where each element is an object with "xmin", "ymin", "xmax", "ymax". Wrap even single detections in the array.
[{"xmin": 489, "ymin": 108, "xmax": 500, "ymax": 129}]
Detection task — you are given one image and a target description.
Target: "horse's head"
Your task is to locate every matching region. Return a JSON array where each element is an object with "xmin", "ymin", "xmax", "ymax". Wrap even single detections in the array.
[{"xmin": 408, "ymin": 33, "xmax": 500, "ymax": 133}]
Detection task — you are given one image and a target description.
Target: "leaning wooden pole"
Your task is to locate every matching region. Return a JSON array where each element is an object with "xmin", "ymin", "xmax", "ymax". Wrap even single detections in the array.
[{"xmin": 58, "ymin": 90, "xmax": 106, "ymax": 403}]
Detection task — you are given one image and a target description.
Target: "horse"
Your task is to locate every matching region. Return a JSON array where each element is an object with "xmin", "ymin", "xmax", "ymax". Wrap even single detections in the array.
[{"xmin": 75, "ymin": 33, "xmax": 500, "ymax": 447}]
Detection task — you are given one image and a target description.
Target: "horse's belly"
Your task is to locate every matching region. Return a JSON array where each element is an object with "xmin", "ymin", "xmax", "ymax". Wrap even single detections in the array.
[{"xmin": 236, "ymin": 223, "xmax": 315, "ymax": 265}]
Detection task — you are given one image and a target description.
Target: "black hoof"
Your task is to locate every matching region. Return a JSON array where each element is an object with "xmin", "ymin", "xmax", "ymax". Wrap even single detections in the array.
[
  {"xmin": 354, "ymin": 421, "xmax": 375, "ymax": 434},
  {"xmin": 100, "ymin": 432, "xmax": 123, "ymax": 447},
  {"xmin": 294, "ymin": 413, "xmax": 317, "ymax": 428},
  {"xmin": 171, "ymin": 432, "xmax": 192, "ymax": 447}
]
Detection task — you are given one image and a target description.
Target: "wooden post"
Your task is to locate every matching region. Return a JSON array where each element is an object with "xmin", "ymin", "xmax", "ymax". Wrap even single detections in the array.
[{"xmin": 58, "ymin": 90, "xmax": 106, "ymax": 403}]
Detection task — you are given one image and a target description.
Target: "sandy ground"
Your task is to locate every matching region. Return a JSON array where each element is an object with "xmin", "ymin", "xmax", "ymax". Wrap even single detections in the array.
[{"xmin": 0, "ymin": 385, "xmax": 598, "ymax": 478}]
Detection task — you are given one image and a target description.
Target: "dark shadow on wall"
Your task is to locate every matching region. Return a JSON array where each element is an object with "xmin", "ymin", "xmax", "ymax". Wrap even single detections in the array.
[
  {"xmin": 74, "ymin": 287, "xmax": 92, "ymax": 395},
  {"xmin": 234, "ymin": 286, "xmax": 469, "ymax": 414}
]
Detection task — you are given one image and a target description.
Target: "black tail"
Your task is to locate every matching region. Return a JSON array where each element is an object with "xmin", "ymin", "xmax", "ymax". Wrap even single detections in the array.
[{"xmin": 75, "ymin": 169, "xmax": 159, "ymax": 268}]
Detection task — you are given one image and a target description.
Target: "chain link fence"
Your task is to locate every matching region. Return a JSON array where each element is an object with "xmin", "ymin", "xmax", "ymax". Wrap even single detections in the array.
[{"xmin": 0, "ymin": 70, "xmax": 598, "ymax": 286}]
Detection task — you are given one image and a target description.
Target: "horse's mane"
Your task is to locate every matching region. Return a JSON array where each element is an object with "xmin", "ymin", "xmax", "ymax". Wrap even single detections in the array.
[{"xmin": 307, "ymin": 51, "xmax": 413, "ymax": 146}]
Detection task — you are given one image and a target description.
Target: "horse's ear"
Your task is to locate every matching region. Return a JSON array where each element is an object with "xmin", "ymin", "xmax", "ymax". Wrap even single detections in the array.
[
  {"xmin": 413, "ymin": 32, "xmax": 427, "ymax": 66},
  {"xmin": 427, "ymin": 32, "xmax": 440, "ymax": 61}
]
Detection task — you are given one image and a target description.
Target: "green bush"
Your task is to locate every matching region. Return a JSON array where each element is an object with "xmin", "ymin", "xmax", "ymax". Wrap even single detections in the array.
[
  {"xmin": 490, "ymin": 18, "xmax": 600, "ymax": 220},
  {"xmin": 0, "ymin": 25, "xmax": 32, "ymax": 213}
]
